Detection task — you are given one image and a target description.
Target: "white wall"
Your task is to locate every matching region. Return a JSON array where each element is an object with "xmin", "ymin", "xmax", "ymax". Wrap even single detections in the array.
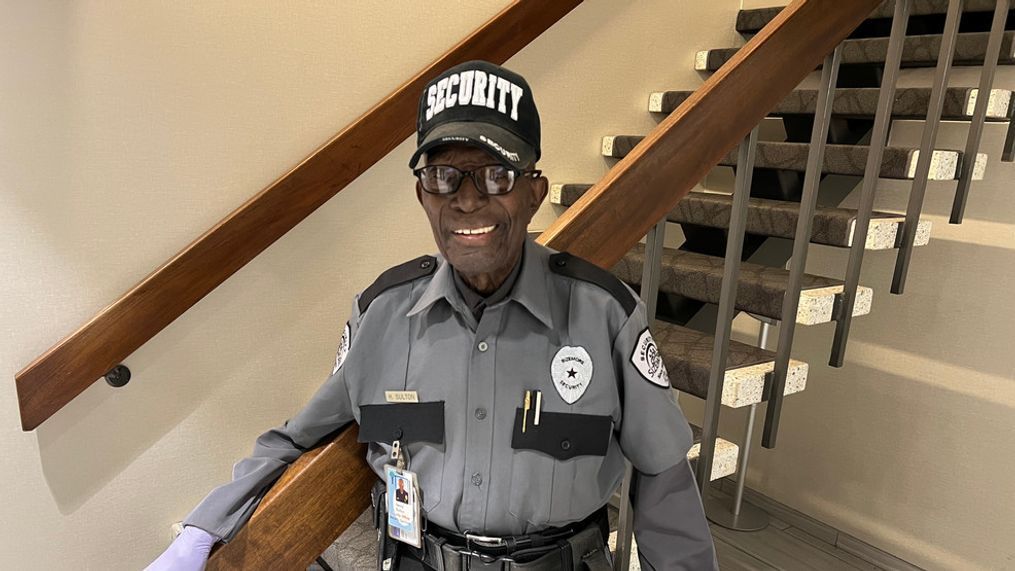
[{"xmin": 0, "ymin": 1, "xmax": 740, "ymax": 568}]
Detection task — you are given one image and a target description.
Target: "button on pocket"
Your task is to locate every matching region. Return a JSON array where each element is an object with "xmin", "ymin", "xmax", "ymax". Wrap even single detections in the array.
[{"xmin": 508, "ymin": 408, "xmax": 614, "ymax": 527}]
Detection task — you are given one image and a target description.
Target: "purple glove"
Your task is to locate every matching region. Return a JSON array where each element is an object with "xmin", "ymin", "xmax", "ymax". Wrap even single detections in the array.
[{"xmin": 144, "ymin": 525, "xmax": 218, "ymax": 571}]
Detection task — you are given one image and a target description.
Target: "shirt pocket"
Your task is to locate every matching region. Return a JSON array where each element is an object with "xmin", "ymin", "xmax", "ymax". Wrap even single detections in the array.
[
  {"xmin": 359, "ymin": 401, "xmax": 446, "ymax": 512},
  {"xmin": 507, "ymin": 409, "xmax": 612, "ymax": 528}
]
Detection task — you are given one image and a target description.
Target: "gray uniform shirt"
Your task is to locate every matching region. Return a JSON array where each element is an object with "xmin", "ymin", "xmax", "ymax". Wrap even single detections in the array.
[{"xmin": 184, "ymin": 237, "xmax": 712, "ymax": 567}]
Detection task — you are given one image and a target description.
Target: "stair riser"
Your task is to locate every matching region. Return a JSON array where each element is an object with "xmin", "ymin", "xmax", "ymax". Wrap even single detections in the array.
[
  {"xmin": 696, "ymin": 32, "xmax": 1015, "ymax": 72},
  {"xmin": 669, "ymin": 193, "xmax": 933, "ymax": 250},
  {"xmin": 737, "ymin": 1, "xmax": 1009, "ymax": 34},
  {"xmin": 613, "ymin": 248, "xmax": 871, "ymax": 324},
  {"xmin": 552, "ymin": 185, "xmax": 932, "ymax": 250},
  {"xmin": 649, "ymin": 88, "xmax": 1013, "ymax": 120},
  {"xmin": 602, "ymin": 136, "xmax": 983, "ymax": 180},
  {"xmin": 656, "ymin": 328, "xmax": 808, "ymax": 407}
]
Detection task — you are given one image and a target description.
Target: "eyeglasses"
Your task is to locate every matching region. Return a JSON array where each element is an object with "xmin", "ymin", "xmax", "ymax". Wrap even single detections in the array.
[{"xmin": 414, "ymin": 164, "xmax": 541, "ymax": 196}]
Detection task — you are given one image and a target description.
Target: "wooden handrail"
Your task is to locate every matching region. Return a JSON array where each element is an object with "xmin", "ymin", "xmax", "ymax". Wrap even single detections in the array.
[
  {"xmin": 206, "ymin": 1, "xmax": 881, "ymax": 568},
  {"xmin": 206, "ymin": 426, "xmax": 372, "ymax": 570},
  {"xmin": 14, "ymin": 0, "xmax": 584, "ymax": 431}
]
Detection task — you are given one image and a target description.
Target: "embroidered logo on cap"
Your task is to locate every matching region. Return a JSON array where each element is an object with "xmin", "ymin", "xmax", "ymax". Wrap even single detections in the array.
[
  {"xmin": 631, "ymin": 328, "xmax": 669, "ymax": 387},
  {"xmin": 551, "ymin": 346, "xmax": 593, "ymax": 404},
  {"xmin": 424, "ymin": 69, "xmax": 525, "ymax": 122},
  {"xmin": 332, "ymin": 323, "xmax": 351, "ymax": 375},
  {"xmin": 479, "ymin": 135, "xmax": 519, "ymax": 162}
]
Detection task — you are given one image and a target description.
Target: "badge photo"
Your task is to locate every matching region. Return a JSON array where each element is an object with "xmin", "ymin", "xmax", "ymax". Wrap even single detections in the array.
[
  {"xmin": 551, "ymin": 345, "xmax": 593, "ymax": 404},
  {"xmin": 631, "ymin": 328, "xmax": 670, "ymax": 387},
  {"xmin": 385, "ymin": 464, "xmax": 422, "ymax": 548}
]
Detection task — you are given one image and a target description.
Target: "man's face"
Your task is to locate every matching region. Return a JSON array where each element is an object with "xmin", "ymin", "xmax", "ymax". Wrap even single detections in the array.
[{"xmin": 416, "ymin": 144, "xmax": 547, "ymax": 290}]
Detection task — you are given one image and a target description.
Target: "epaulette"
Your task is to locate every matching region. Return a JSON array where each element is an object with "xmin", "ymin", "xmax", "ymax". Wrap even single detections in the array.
[
  {"xmin": 359, "ymin": 255, "xmax": 438, "ymax": 314},
  {"xmin": 548, "ymin": 252, "xmax": 637, "ymax": 317}
]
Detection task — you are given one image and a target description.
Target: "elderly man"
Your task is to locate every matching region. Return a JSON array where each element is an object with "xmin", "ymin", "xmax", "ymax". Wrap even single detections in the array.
[{"xmin": 147, "ymin": 60, "xmax": 716, "ymax": 571}]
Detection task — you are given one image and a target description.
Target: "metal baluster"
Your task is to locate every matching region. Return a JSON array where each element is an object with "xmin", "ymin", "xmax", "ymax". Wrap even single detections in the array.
[
  {"xmin": 614, "ymin": 219, "xmax": 665, "ymax": 571},
  {"xmin": 696, "ymin": 125, "xmax": 759, "ymax": 491},
  {"xmin": 892, "ymin": 0, "xmax": 964, "ymax": 294},
  {"xmin": 704, "ymin": 315, "xmax": 775, "ymax": 531},
  {"xmin": 950, "ymin": 0, "xmax": 1008, "ymax": 224},
  {"xmin": 762, "ymin": 45, "xmax": 842, "ymax": 448},
  {"xmin": 830, "ymin": 0, "xmax": 911, "ymax": 367}
]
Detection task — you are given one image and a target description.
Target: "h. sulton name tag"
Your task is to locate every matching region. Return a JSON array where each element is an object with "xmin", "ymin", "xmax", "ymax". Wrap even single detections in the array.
[{"xmin": 385, "ymin": 391, "xmax": 419, "ymax": 403}]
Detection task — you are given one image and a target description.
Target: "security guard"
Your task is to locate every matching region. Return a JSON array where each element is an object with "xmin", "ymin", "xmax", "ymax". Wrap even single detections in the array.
[{"xmin": 146, "ymin": 61, "xmax": 716, "ymax": 570}]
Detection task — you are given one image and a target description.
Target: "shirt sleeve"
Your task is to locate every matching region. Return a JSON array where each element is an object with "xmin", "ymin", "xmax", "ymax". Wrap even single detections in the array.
[
  {"xmin": 612, "ymin": 298, "xmax": 694, "ymax": 475},
  {"xmin": 631, "ymin": 459, "xmax": 718, "ymax": 571},
  {"xmin": 182, "ymin": 297, "xmax": 361, "ymax": 543}
]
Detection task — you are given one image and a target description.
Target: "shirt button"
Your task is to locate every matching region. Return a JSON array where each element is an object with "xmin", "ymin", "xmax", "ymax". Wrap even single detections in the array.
[
  {"xmin": 477, "ymin": 341, "xmax": 489, "ymax": 352},
  {"xmin": 471, "ymin": 472, "xmax": 483, "ymax": 487},
  {"xmin": 560, "ymin": 439, "xmax": 572, "ymax": 451},
  {"xmin": 474, "ymin": 408, "xmax": 487, "ymax": 420}
]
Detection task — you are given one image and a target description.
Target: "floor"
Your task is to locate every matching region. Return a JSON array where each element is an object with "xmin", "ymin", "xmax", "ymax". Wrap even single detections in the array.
[{"xmin": 702, "ymin": 487, "xmax": 884, "ymax": 570}]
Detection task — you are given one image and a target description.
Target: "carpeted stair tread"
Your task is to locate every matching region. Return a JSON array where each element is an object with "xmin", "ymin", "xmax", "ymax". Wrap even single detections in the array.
[
  {"xmin": 613, "ymin": 243, "xmax": 873, "ymax": 325},
  {"xmin": 551, "ymin": 186, "xmax": 931, "ymax": 250},
  {"xmin": 601, "ymin": 136, "xmax": 986, "ymax": 181},
  {"xmin": 736, "ymin": 1, "xmax": 1005, "ymax": 34},
  {"xmin": 649, "ymin": 87, "xmax": 1014, "ymax": 121},
  {"xmin": 654, "ymin": 320, "xmax": 808, "ymax": 408},
  {"xmin": 696, "ymin": 31, "xmax": 1015, "ymax": 72},
  {"xmin": 670, "ymin": 192, "xmax": 931, "ymax": 249}
]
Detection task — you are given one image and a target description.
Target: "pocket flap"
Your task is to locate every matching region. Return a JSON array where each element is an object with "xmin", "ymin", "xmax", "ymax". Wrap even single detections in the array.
[
  {"xmin": 358, "ymin": 402, "xmax": 444, "ymax": 445},
  {"xmin": 511, "ymin": 409, "xmax": 611, "ymax": 460}
]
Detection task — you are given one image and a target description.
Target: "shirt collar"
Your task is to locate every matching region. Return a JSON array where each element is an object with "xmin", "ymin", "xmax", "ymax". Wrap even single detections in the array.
[
  {"xmin": 452, "ymin": 251, "xmax": 522, "ymax": 317},
  {"xmin": 406, "ymin": 236, "xmax": 553, "ymax": 328}
]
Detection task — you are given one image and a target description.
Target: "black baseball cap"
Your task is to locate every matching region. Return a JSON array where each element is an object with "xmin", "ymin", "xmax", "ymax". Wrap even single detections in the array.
[{"xmin": 409, "ymin": 60, "xmax": 540, "ymax": 171}]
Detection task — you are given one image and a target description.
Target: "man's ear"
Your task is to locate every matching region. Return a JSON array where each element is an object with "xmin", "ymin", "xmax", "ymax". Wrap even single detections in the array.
[
  {"xmin": 415, "ymin": 181, "xmax": 424, "ymax": 206},
  {"xmin": 529, "ymin": 175, "xmax": 548, "ymax": 215}
]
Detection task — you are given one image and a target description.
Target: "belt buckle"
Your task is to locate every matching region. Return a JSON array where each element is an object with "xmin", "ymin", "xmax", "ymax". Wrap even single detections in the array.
[
  {"xmin": 457, "ymin": 547, "xmax": 513, "ymax": 570},
  {"xmin": 464, "ymin": 532, "xmax": 505, "ymax": 549}
]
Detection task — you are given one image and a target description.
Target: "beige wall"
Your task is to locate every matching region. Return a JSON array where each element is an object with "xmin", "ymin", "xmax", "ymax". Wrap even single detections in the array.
[{"xmin": 0, "ymin": 1, "xmax": 740, "ymax": 569}]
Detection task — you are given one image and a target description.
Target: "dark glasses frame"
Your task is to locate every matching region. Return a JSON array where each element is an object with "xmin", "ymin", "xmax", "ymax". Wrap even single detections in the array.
[{"xmin": 413, "ymin": 164, "xmax": 542, "ymax": 196}]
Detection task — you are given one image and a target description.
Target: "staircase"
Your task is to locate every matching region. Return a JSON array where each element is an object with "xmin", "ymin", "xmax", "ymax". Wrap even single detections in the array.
[{"xmin": 311, "ymin": 1, "xmax": 1014, "ymax": 568}]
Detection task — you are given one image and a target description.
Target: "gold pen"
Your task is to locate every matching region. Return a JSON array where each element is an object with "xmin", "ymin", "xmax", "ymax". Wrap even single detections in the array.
[{"xmin": 522, "ymin": 390, "xmax": 531, "ymax": 433}]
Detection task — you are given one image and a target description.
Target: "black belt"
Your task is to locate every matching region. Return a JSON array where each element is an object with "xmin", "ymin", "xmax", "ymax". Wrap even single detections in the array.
[
  {"xmin": 426, "ymin": 506, "xmax": 608, "ymax": 557},
  {"xmin": 403, "ymin": 508, "xmax": 611, "ymax": 571},
  {"xmin": 371, "ymin": 481, "xmax": 611, "ymax": 571}
]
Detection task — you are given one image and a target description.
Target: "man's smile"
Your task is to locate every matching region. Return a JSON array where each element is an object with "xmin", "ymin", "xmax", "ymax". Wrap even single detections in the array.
[
  {"xmin": 451, "ymin": 223, "xmax": 498, "ymax": 236},
  {"xmin": 448, "ymin": 223, "xmax": 502, "ymax": 245}
]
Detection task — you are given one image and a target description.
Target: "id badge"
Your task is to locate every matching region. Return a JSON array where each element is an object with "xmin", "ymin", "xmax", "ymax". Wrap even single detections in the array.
[{"xmin": 385, "ymin": 463, "xmax": 422, "ymax": 548}]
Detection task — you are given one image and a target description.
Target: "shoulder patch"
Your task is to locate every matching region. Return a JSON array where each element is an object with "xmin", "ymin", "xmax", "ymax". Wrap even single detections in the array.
[
  {"xmin": 630, "ymin": 327, "xmax": 670, "ymax": 388},
  {"xmin": 359, "ymin": 255, "xmax": 438, "ymax": 313},
  {"xmin": 548, "ymin": 252, "xmax": 637, "ymax": 316}
]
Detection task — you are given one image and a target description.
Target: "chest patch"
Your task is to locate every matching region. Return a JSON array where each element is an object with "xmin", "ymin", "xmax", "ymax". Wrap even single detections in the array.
[
  {"xmin": 332, "ymin": 322, "xmax": 351, "ymax": 375},
  {"xmin": 551, "ymin": 346, "xmax": 593, "ymax": 404},
  {"xmin": 631, "ymin": 328, "xmax": 670, "ymax": 388}
]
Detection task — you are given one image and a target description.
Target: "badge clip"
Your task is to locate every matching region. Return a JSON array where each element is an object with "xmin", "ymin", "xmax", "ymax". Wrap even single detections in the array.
[{"xmin": 391, "ymin": 440, "xmax": 406, "ymax": 470}]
